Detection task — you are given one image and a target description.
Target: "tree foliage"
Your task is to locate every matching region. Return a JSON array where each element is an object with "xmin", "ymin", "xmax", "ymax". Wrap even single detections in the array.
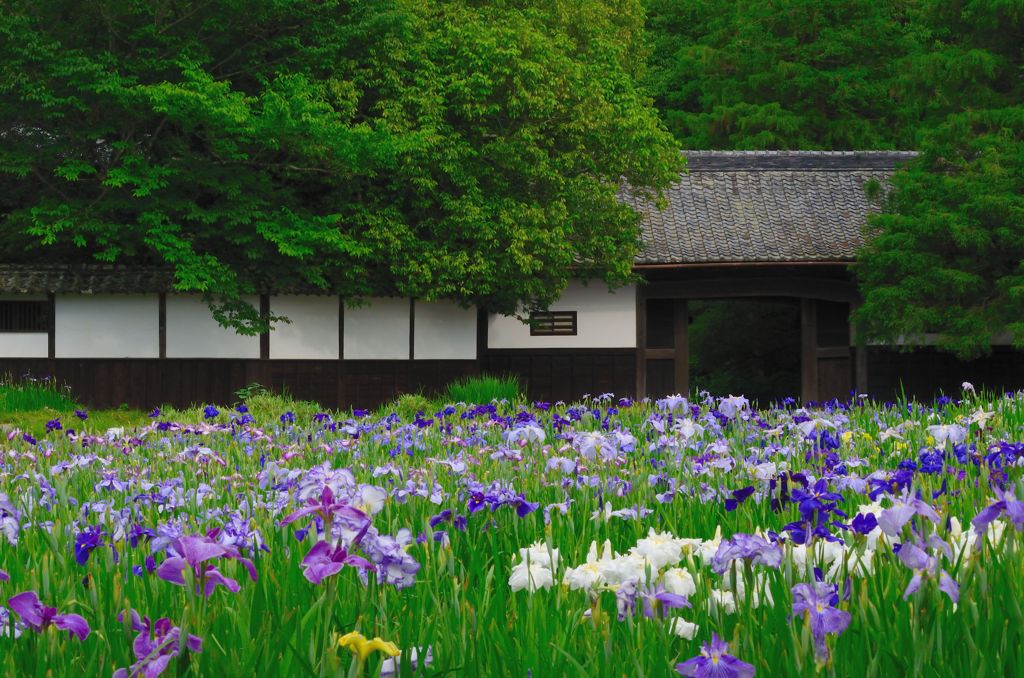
[
  {"xmin": 0, "ymin": 0, "xmax": 682, "ymax": 331},
  {"xmin": 645, "ymin": 0, "xmax": 1024, "ymax": 356},
  {"xmin": 855, "ymin": 109, "xmax": 1024, "ymax": 359}
]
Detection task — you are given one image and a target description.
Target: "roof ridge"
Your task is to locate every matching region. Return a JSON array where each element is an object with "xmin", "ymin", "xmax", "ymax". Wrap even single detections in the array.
[{"xmin": 682, "ymin": 150, "xmax": 917, "ymax": 172}]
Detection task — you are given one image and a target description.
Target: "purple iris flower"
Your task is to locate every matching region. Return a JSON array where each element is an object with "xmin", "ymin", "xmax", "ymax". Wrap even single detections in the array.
[
  {"xmin": 155, "ymin": 535, "xmax": 258, "ymax": 597},
  {"xmin": 429, "ymin": 510, "xmax": 452, "ymax": 528},
  {"xmin": 711, "ymin": 534, "xmax": 783, "ymax": 575},
  {"xmin": 7, "ymin": 591, "xmax": 90, "ymax": 640},
  {"xmin": 791, "ymin": 582, "xmax": 850, "ymax": 660},
  {"xmin": 898, "ymin": 539, "xmax": 959, "ymax": 603},
  {"xmin": 971, "ymin": 488, "xmax": 1024, "ymax": 549},
  {"xmin": 0, "ymin": 569, "xmax": 8, "ymax": 581},
  {"xmin": 513, "ymin": 495, "xmax": 539, "ymax": 518},
  {"xmin": 364, "ymin": 529, "xmax": 421, "ymax": 589},
  {"xmin": 114, "ymin": 610, "xmax": 202, "ymax": 678},
  {"xmin": 638, "ymin": 582, "xmax": 691, "ymax": 619},
  {"xmin": 45, "ymin": 418, "xmax": 62, "ymax": 432},
  {"xmin": 281, "ymin": 487, "xmax": 369, "ymax": 539},
  {"xmin": 877, "ymin": 491, "xmax": 940, "ymax": 537},
  {"xmin": 675, "ymin": 633, "xmax": 755, "ymax": 677},
  {"xmin": 202, "ymin": 405, "xmax": 219, "ymax": 420},
  {"xmin": 791, "ymin": 480, "xmax": 844, "ymax": 522},
  {"xmin": 299, "ymin": 541, "xmax": 374, "ymax": 584},
  {"xmin": 74, "ymin": 524, "xmax": 107, "ymax": 565},
  {"xmin": 725, "ymin": 486, "xmax": 756, "ymax": 512},
  {"xmin": 74, "ymin": 409, "xmax": 88, "ymax": 421},
  {"xmin": 850, "ymin": 512, "xmax": 878, "ymax": 535},
  {"xmin": 128, "ymin": 524, "xmax": 156, "ymax": 549},
  {"xmin": 148, "ymin": 407, "xmax": 161, "ymax": 418}
]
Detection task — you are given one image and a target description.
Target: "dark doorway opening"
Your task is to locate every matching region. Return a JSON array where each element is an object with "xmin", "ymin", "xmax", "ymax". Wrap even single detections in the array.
[{"xmin": 688, "ymin": 298, "xmax": 801, "ymax": 405}]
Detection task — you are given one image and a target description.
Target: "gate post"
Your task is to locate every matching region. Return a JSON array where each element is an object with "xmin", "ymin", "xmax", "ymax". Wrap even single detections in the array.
[{"xmin": 801, "ymin": 298, "xmax": 818, "ymax": 403}]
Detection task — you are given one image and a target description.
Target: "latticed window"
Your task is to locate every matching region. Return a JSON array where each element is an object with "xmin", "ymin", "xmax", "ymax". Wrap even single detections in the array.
[
  {"xmin": 0, "ymin": 301, "xmax": 49, "ymax": 332},
  {"xmin": 529, "ymin": 311, "xmax": 577, "ymax": 336}
]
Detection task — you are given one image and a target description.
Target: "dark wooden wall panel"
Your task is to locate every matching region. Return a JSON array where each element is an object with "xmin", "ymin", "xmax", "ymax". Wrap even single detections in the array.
[
  {"xmin": 482, "ymin": 349, "xmax": 636, "ymax": 403},
  {"xmin": 816, "ymin": 356, "xmax": 852, "ymax": 403},
  {"xmin": 866, "ymin": 347, "xmax": 1024, "ymax": 401},
  {"xmin": 0, "ymin": 358, "xmax": 479, "ymax": 411}
]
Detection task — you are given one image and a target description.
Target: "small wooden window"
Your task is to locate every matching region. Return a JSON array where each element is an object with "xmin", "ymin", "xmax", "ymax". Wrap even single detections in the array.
[
  {"xmin": 0, "ymin": 301, "xmax": 49, "ymax": 333},
  {"xmin": 529, "ymin": 310, "xmax": 577, "ymax": 336}
]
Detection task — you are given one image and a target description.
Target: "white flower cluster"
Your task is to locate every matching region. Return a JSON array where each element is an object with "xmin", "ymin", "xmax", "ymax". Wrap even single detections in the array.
[{"xmin": 509, "ymin": 499, "xmax": 1015, "ymax": 639}]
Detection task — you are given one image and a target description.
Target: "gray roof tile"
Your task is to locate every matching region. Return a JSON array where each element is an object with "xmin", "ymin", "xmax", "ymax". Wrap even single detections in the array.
[
  {"xmin": 0, "ymin": 152, "xmax": 918, "ymax": 292},
  {"xmin": 625, "ymin": 150, "xmax": 916, "ymax": 265}
]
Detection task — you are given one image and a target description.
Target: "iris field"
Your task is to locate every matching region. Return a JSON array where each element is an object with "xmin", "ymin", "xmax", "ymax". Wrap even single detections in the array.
[{"xmin": 2, "ymin": 386, "xmax": 1024, "ymax": 676}]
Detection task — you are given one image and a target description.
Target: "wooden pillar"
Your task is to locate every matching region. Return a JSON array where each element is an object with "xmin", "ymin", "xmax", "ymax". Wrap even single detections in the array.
[
  {"xmin": 848, "ymin": 301, "xmax": 867, "ymax": 396},
  {"xmin": 475, "ymin": 307, "xmax": 488, "ymax": 365},
  {"xmin": 854, "ymin": 343, "xmax": 868, "ymax": 396},
  {"xmin": 635, "ymin": 287, "xmax": 647, "ymax": 398},
  {"xmin": 338, "ymin": 297, "xmax": 345, "ymax": 360},
  {"xmin": 408, "ymin": 298, "xmax": 415, "ymax": 360},
  {"xmin": 673, "ymin": 299, "xmax": 689, "ymax": 395},
  {"xmin": 158, "ymin": 293, "xmax": 167, "ymax": 359},
  {"xmin": 259, "ymin": 294, "xmax": 270, "ymax": 360},
  {"xmin": 801, "ymin": 298, "xmax": 818, "ymax": 403},
  {"xmin": 46, "ymin": 293, "xmax": 55, "ymax": 360}
]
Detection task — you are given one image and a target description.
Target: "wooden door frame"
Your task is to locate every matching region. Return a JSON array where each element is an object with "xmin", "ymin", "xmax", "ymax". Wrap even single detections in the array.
[{"xmin": 635, "ymin": 276, "xmax": 861, "ymax": 401}]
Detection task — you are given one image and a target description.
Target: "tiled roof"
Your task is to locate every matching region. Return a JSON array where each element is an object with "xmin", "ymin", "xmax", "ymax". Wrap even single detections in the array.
[
  {"xmin": 623, "ymin": 150, "xmax": 917, "ymax": 265},
  {"xmin": 0, "ymin": 151, "xmax": 918, "ymax": 292},
  {"xmin": 0, "ymin": 265, "xmax": 328, "ymax": 295},
  {"xmin": 0, "ymin": 265, "xmax": 175, "ymax": 294}
]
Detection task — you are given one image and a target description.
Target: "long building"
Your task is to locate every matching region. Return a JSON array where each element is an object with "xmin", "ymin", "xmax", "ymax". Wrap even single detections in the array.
[{"xmin": 0, "ymin": 151, "xmax": 1019, "ymax": 408}]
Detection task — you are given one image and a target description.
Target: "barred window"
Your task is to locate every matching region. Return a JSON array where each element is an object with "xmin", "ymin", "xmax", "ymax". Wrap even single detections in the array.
[
  {"xmin": 0, "ymin": 301, "xmax": 49, "ymax": 332},
  {"xmin": 529, "ymin": 311, "xmax": 577, "ymax": 336}
]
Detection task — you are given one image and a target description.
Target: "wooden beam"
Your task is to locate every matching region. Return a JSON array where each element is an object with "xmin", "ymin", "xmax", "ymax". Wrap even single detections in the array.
[
  {"xmin": 408, "ymin": 298, "xmax": 415, "ymax": 361},
  {"xmin": 645, "ymin": 348, "xmax": 675, "ymax": 360},
  {"xmin": 642, "ymin": 277, "xmax": 857, "ymax": 303},
  {"xmin": 47, "ymin": 293, "xmax": 55, "ymax": 359},
  {"xmin": 815, "ymin": 346, "xmax": 850, "ymax": 359},
  {"xmin": 158, "ymin": 293, "xmax": 167, "ymax": 359},
  {"xmin": 673, "ymin": 299, "xmax": 689, "ymax": 395},
  {"xmin": 338, "ymin": 297, "xmax": 345, "ymax": 360},
  {"xmin": 849, "ymin": 304, "xmax": 868, "ymax": 396},
  {"xmin": 259, "ymin": 294, "xmax": 270, "ymax": 360},
  {"xmin": 635, "ymin": 287, "xmax": 647, "ymax": 398},
  {"xmin": 801, "ymin": 298, "xmax": 818, "ymax": 402},
  {"xmin": 476, "ymin": 307, "xmax": 488, "ymax": 363},
  {"xmin": 854, "ymin": 344, "xmax": 868, "ymax": 395}
]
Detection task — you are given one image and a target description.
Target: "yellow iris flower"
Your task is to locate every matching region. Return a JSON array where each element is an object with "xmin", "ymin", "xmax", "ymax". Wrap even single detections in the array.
[{"xmin": 338, "ymin": 631, "xmax": 401, "ymax": 661}]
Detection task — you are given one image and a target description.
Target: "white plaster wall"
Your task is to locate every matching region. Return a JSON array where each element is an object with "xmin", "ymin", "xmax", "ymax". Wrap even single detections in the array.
[
  {"xmin": 344, "ymin": 297, "xmax": 410, "ymax": 360},
  {"xmin": 55, "ymin": 294, "xmax": 160, "ymax": 358},
  {"xmin": 0, "ymin": 334, "xmax": 48, "ymax": 358},
  {"xmin": 165, "ymin": 295, "xmax": 259, "ymax": 358},
  {"xmin": 414, "ymin": 300, "xmax": 476, "ymax": 359},
  {"xmin": 488, "ymin": 281, "xmax": 636, "ymax": 349},
  {"xmin": 0, "ymin": 294, "xmax": 48, "ymax": 357},
  {"xmin": 269, "ymin": 295, "xmax": 339, "ymax": 359}
]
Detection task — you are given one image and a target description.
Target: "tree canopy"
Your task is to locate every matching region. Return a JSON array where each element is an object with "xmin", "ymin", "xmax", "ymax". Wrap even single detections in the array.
[
  {"xmin": 644, "ymin": 0, "xmax": 1024, "ymax": 356},
  {"xmin": 0, "ymin": 0, "xmax": 682, "ymax": 331}
]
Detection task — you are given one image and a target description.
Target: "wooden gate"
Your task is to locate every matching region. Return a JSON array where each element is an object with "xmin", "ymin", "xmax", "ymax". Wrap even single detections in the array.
[{"xmin": 636, "ymin": 275, "xmax": 864, "ymax": 403}]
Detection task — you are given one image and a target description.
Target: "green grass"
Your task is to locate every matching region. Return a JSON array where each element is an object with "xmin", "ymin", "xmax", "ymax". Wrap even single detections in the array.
[
  {"xmin": 0, "ymin": 375, "xmax": 78, "ymax": 412},
  {"xmin": 442, "ymin": 373, "xmax": 523, "ymax": 405},
  {"xmin": 4, "ymin": 383, "xmax": 1024, "ymax": 676}
]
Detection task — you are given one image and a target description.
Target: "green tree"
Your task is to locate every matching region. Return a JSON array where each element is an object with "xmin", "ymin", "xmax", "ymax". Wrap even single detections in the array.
[
  {"xmin": 854, "ymin": 108, "xmax": 1024, "ymax": 359},
  {"xmin": 0, "ymin": 0, "xmax": 682, "ymax": 331},
  {"xmin": 644, "ymin": 0, "xmax": 1024, "ymax": 355},
  {"xmin": 643, "ymin": 0, "xmax": 921, "ymax": 149}
]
